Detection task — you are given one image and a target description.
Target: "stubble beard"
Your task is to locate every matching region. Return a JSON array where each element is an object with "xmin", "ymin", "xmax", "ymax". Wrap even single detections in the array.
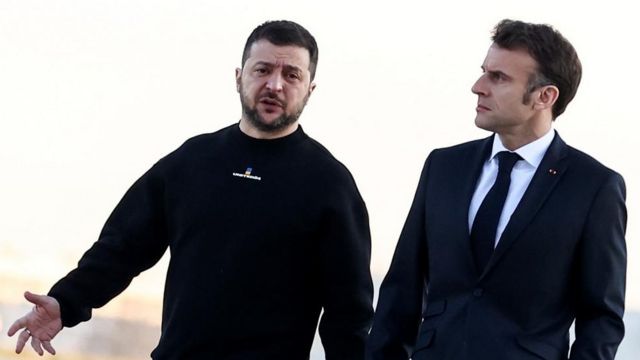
[{"xmin": 239, "ymin": 86, "xmax": 308, "ymax": 133}]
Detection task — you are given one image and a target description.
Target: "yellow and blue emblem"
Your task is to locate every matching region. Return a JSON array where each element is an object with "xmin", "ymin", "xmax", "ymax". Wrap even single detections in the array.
[{"xmin": 232, "ymin": 166, "xmax": 262, "ymax": 181}]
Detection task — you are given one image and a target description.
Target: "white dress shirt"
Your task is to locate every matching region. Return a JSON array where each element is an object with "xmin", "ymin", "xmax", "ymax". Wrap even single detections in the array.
[{"xmin": 468, "ymin": 129, "xmax": 555, "ymax": 246}]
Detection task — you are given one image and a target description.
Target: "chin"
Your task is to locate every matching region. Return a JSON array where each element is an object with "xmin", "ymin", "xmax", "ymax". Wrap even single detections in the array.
[
  {"xmin": 474, "ymin": 118, "xmax": 494, "ymax": 133},
  {"xmin": 258, "ymin": 117, "xmax": 281, "ymax": 127},
  {"xmin": 475, "ymin": 114, "xmax": 493, "ymax": 131},
  {"xmin": 258, "ymin": 110, "xmax": 283, "ymax": 122}
]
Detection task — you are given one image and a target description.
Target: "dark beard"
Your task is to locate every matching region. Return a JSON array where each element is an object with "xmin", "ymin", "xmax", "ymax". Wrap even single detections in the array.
[{"xmin": 240, "ymin": 90, "xmax": 308, "ymax": 133}]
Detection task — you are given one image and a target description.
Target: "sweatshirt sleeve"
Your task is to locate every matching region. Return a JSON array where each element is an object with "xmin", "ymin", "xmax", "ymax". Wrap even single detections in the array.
[
  {"xmin": 316, "ymin": 171, "xmax": 374, "ymax": 360},
  {"xmin": 48, "ymin": 164, "xmax": 169, "ymax": 327}
]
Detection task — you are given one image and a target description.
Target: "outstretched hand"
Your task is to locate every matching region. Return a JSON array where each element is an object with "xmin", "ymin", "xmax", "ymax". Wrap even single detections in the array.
[{"xmin": 7, "ymin": 291, "xmax": 63, "ymax": 356}]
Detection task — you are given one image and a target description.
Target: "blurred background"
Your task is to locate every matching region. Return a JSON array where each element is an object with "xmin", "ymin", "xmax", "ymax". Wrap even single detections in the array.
[{"xmin": 1, "ymin": 0, "xmax": 638, "ymax": 358}]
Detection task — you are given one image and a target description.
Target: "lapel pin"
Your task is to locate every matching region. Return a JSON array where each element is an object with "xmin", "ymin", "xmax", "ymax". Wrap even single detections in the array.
[{"xmin": 548, "ymin": 169, "xmax": 558, "ymax": 175}]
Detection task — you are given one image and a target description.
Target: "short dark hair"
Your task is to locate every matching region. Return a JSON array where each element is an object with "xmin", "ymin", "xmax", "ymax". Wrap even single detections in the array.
[
  {"xmin": 492, "ymin": 19, "xmax": 582, "ymax": 119},
  {"xmin": 241, "ymin": 20, "xmax": 319, "ymax": 81}
]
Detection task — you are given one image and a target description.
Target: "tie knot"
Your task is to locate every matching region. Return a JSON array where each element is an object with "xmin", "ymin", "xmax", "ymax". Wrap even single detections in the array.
[{"xmin": 496, "ymin": 151, "xmax": 522, "ymax": 173}]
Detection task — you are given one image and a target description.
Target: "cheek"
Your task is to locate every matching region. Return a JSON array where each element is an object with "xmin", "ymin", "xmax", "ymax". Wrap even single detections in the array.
[
  {"xmin": 243, "ymin": 78, "xmax": 265, "ymax": 93},
  {"xmin": 290, "ymin": 87, "xmax": 308, "ymax": 101},
  {"xmin": 243, "ymin": 81, "xmax": 255, "ymax": 94},
  {"xmin": 289, "ymin": 92, "xmax": 306, "ymax": 108},
  {"xmin": 496, "ymin": 91, "xmax": 523, "ymax": 109}
]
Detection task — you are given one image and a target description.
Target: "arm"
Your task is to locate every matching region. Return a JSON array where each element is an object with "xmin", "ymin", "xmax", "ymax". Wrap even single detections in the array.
[
  {"xmin": 7, "ymin": 165, "xmax": 168, "ymax": 356},
  {"xmin": 317, "ymin": 178, "xmax": 374, "ymax": 360},
  {"xmin": 569, "ymin": 172, "xmax": 627, "ymax": 359},
  {"xmin": 366, "ymin": 157, "xmax": 431, "ymax": 360},
  {"xmin": 48, "ymin": 164, "xmax": 170, "ymax": 328}
]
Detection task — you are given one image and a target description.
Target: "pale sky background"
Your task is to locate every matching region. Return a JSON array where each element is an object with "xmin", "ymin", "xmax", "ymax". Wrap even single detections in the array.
[{"xmin": 1, "ymin": 0, "xmax": 639, "ymax": 358}]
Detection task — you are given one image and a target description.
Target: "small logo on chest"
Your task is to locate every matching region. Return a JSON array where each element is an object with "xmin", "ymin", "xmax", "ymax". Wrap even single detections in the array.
[{"xmin": 232, "ymin": 167, "xmax": 262, "ymax": 181}]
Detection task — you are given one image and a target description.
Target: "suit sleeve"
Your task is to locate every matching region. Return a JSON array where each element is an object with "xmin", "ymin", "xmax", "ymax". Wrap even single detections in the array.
[
  {"xmin": 316, "ymin": 173, "xmax": 374, "ymax": 360},
  {"xmin": 569, "ymin": 172, "xmax": 627, "ymax": 360},
  {"xmin": 366, "ymin": 156, "xmax": 432, "ymax": 360},
  {"xmin": 48, "ymin": 165, "xmax": 169, "ymax": 327}
]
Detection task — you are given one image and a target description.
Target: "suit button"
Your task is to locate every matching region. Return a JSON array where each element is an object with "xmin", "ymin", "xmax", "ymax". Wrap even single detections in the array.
[{"xmin": 473, "ymin": 288, "xmax": 484, "ymax": 297}]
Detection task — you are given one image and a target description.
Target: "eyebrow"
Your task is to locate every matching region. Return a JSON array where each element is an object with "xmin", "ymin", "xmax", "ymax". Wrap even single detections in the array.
[
  {"xmin": 481, "ymin": 66, "xmax": 512, "ymax": 80},
  {"xmin": 253, "ymin": 61, "xmax": 304, "ymax": 73}
]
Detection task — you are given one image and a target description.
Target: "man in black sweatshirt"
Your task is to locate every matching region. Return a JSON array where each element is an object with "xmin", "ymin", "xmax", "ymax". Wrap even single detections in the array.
[{"xmin": 8, "ymin": 20, "xmax": 374, "ymax": 360}]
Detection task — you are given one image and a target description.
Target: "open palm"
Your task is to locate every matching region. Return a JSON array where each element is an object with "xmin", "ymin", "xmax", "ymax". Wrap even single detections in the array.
[{"xmin": 7, "ymin": 291, "xmax": 63, "ymax": 355}]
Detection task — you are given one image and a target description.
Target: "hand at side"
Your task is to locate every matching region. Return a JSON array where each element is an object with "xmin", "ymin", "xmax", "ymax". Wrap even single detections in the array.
[{"xmin": 7, "ymin": 291, "xmax": 63, "ymax": 355}]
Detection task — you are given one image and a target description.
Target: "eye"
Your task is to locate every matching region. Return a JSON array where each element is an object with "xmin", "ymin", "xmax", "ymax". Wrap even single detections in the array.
[
  {"xmin": 487, "ymin": 71, "xmax": 507, "ymax": 82},
  {"xmin": 287, "ymin": 72, "xmax": 301, "ymax": 81},
  {"xmin": 254, "ymin": 67, "xmax": 269, "ymax": 75},
  {"xmin": 488, "ymin": 72, "xmax": 501, "ymax": 81}
]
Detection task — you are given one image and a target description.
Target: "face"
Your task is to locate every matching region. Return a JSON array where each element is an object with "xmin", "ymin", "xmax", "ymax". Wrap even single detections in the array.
[
  {"xmin": 236, "ymin": 40, "xmax": 315, "ymax": 137},
  {"xmin": 471, "ymin": 44, "xmax": 544, "ymax": 142}
]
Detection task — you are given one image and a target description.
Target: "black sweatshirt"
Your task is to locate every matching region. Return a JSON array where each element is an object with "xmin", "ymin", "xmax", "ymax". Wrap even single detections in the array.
[{"xmin": 49, "ymin": 124, "xmax": 374, "ymax": 359}]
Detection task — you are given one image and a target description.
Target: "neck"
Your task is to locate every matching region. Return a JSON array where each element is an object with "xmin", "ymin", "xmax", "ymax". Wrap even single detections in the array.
[
  {"xmin": 238, "ymin": 118, "xmax": 299, "ymax": 139},
  {"xmin": 498, "ymin": 123, "xmax": 552, "ymax": 151},
  {"xmin": 498, "ymin": 111, "xmax": 553, "ymax": 150}
]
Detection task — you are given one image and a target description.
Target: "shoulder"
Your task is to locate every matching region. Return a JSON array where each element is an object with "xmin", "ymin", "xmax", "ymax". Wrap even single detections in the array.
[
  {"xmin": 419, "ymin": 137, "xmax": 491, "ymax": 173},
  {"xmin": 297, "ymin": 133, "xmax": 354, "ymax": 177},
  {"xmin": 566, "ymin": 145, "xmax": 617, "ymax": 173},
  {"xmin": 177, "ymin": 124, "xmax": 236, "ymax": 154},
  {"xmin": 430, "ymin": 137, "xmax": 489, "ymax": 158},
  {"xmin": 299, "ymin": 134, "xmax": 364, "ymax": 198},
  {"xmin": 564, "ymin": 144, "xmax": 625, "ymax": 188},
  {"xmin": 155, "ymin": 124, "xmax": 235, "ymax": 165}
]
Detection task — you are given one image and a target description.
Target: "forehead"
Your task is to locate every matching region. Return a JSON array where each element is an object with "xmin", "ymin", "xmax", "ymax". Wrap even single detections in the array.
[
  {"xmin": 483, "ymin": 43, "xmax": 538, "ymax": 76},
  {"xmin": 245, "ymin": 40, "xmax": 311, "ymax": 70}
]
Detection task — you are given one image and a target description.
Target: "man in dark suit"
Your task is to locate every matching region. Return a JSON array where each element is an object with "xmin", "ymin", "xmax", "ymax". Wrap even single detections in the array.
[{"xmin": 367, "ymin": 19, "xmax": 626, "ymax": 360}]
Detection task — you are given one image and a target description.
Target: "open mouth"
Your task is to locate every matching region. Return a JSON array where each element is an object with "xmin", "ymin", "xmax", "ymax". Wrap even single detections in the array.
[{"xmin": 260, "ymin": 97, "xmax": 284, "ymax": 107}]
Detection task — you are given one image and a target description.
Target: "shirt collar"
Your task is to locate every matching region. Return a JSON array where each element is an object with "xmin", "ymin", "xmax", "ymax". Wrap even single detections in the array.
[{"xmin": 490, "ymin": 128, "xmax": 556, "ymax": 168}]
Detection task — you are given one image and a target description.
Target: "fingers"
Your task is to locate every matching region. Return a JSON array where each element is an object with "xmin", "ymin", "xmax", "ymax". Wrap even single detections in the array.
[
  {"xmin": 31, "ymin": 336, "xmax": 45, "ymax": 356},
  {"xmin": 24, "ymin": 291, "xmax": 51, "ymax": 308},
  {"xmin": 23, "ymin": 291, "xmax": 61, "ymax": 322},
  {"xmin": 7, "ymin": 315, "xmax": 27, "ymax": 337},
  {"xmin": 15, "ymin": 328, "xmax": 30, "ymax": 354},
  {"xmin": 11, "ymin": 325, "xmax": 57, "ymax": 355},
  {"xmin": 42, "ymin": 340, "xmax": 57, "ymax": 355}
]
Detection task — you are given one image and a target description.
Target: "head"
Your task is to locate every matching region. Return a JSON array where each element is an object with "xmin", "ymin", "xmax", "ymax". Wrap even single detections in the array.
[
  {"xmin": 241, "ymin": 20, "xmax": 318, "ymax": 82},
  {"xmin": 492, "ymin": 19, "xmax": 581, "ymax": 120},
  {"xmin": 236, "ymin": 20, "xmax": 318, "ymax": 138},
  {"xmin": 471, "ymin": 19, "xmax": 582, "ymax": 149}
]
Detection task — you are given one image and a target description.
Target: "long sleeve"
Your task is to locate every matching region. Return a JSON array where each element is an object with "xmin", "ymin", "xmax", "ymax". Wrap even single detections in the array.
[
  {"xmin": 48, "ymin": 165, "xmax": 169, "ymax": 327},
  {"xmin": 366, "ymin": 157, "xmax": 431, "ymax": 360},
  {"xmin": 317, "ymin": 175, "xmax": 374, "ymax": 360},
  {"xmin": 569, "ymin": 172, "xmax": 627, "ymax": 359}
]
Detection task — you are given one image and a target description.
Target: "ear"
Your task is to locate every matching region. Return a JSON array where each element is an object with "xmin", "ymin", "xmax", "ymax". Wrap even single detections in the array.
[
  {"xmin": 235, "ymin": 68, "xmax": 242, "ymax": 92},
  {"xmin": 308, "ymin": 82, "xmax": 316, "ymax": 96},
  {"xmin": 533, "ymin": 85, "xmax": 559, "ymax": 111}
]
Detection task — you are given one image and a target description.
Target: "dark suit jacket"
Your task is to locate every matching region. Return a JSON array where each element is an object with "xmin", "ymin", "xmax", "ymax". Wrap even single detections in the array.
[{"xmin": 367, "ymin": 132, "xmax": 626, "ymax": 360}]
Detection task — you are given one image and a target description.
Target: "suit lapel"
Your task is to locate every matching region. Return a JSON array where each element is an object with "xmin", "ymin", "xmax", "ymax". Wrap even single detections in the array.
[
  {"xmin": 455, "ymin": 135, "xmax": 494, "ymax": 272},
  {"xmin": 480, "ymin": 131, "xmax": 569, "ymax": 279}
]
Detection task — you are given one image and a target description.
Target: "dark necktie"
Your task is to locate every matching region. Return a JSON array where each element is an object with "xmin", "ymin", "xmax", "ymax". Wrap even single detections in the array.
[{"xmin": 471, "ymin": 151, "xmax": 522, "ymax": 273}]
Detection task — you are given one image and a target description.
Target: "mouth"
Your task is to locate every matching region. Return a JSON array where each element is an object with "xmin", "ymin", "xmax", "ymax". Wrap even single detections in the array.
[
  {"xmin": 259, "ymin": 97, "xmax": 284, "ymax": 108},
  {"xmin": 476, "ymin": 104, "xmax": 491, "ymax": 112}
]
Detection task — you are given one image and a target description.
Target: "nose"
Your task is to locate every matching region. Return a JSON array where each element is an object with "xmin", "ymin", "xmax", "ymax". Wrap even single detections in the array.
[
  {"xmin": 471, "ymin": 75, "xmax": 487, "ymax": 96},
  {"xmin": 265, "ymin": 73, "xmax": 284, "ymax": 92}
]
